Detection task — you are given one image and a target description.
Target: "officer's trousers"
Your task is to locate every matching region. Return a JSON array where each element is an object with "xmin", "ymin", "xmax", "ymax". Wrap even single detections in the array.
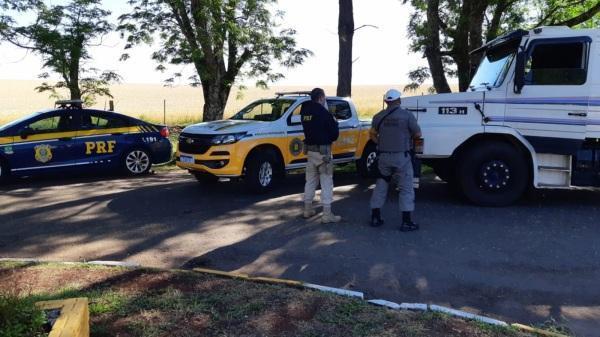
[
  {"xmin": 370, "ymin": 152, "xmax": 415, "ymax": 212},
  {"xmin": 304, "ymin": 151, "xmax": 334, "ymax": 206}
]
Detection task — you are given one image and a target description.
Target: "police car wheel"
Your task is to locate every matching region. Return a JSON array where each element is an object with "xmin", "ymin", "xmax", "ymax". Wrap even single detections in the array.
[
  {"xmin": 245, "ymin": 151, "xmax": 280, "ymax": 193},
  {"xmin": 357, "ymin": 143, "xmax": 378, "ymax": 178},
  {"xmin": 0, "ymin": 159, "xmax": 8, "ymax": 183},
  {"xmin": 458, "ymin": 142, "xmax": 528, "ymax": 206},
  {"xmin": 123, "ymin": 149, "xmax": 152, "ymax": 175}
]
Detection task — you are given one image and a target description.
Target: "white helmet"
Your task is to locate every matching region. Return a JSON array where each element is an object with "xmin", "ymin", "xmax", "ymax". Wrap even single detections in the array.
[{"xmin": 383, "ymin": 89, "xmax": 401, "ymax": 102}]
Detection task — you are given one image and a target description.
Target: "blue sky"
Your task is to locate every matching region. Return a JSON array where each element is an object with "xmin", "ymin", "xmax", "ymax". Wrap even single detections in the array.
[{"xmin": 0, "ymin": 0, "xmax": 427, "ymax": 85}]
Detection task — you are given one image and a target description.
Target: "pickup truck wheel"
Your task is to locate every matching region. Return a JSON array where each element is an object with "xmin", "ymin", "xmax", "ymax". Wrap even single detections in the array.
[
  {"xmin": 192, "ymin": 171, "xmax": 218, "ymax": 185},
  {"xmin": 245, "ymin": 151, "xmax": 280, "ymax": 193},
  {"xmin": 457, "ymin": 142, "xmax": 528, "ymax": 206},
  {"xmin": 357, "ymin": 143, "xmax": 378, "ymax": 178}
]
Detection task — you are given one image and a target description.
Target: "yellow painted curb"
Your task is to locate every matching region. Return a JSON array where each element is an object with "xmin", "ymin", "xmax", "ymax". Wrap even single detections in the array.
[
  {"xmin": 192, "ymin": 267, "xmax": 250, "ymax": 279},
  {"xmin": 36, "ymin": 298, "xmax": 89, "ymax": 337},
  {"xmin": 511, "ymin": 323, "xmax": 570, "ymax": 337},
  {"xmin": 249, "ymin": 276, "xmax": 305, "ymax": 287}
]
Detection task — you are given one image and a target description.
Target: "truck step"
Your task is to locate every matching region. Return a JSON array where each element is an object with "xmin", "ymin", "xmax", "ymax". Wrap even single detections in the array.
[
  {"xmin": 538, "ymin": 165, "xmax": 570, "ymax": 172},
  {"xmin": 537, "ymin": 183, "xmax": 570, "ymax": 188}
]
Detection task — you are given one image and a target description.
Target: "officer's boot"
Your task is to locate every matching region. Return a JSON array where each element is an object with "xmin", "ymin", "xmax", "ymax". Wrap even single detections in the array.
[
  {"xmin": 399, "ymin": 211, "xmax": 419, "ymax": 232},
  {"xmin": 321, "ymin": 205, "xmax": 342, "ymax": 223},
  {"xmin": 370, "ymin": 208, "xmax": 384, "ymax": 227},
  {"xmin": 303, "ymin": 202, "xmax": 316, "ymax": 219}
]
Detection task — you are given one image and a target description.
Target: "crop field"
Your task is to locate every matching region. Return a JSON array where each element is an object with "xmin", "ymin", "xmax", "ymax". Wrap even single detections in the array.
[{"xmin": 0, "ymin": 80, "xmax": 432, "ymax": 126}]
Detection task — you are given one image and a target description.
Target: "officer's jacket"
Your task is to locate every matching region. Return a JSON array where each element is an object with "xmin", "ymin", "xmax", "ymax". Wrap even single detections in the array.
[
  {"xmin": 372, "ymin": 106, "xmax": 421, "ymax": 153},
  {"xmin": 300, "ymin": 101, "xmax": 339, "ymax": 145}
]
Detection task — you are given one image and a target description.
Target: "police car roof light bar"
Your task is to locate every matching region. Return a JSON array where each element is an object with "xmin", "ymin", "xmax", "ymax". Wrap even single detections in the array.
[
  {"xmin": 55, "ymin": 99, "xmax": 84, "ymax": 109},
  {"xmin": 275, "ymin": 91, "xmax": 311, "ymax": 97}
]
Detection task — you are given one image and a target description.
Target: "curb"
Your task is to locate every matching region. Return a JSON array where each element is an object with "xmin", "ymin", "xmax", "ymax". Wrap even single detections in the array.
[{"xmin": 0, "ymin": 258, "xmax": 569, "ymax": 336}]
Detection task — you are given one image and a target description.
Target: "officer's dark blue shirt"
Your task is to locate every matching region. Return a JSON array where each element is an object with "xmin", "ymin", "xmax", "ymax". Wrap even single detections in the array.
[{"xmin": 300, "ymin": 101, "xmax": 339, "ymax": 145}]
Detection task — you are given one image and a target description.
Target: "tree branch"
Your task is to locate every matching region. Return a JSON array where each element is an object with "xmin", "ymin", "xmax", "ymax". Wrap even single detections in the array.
[{"xmin": 552, "ymin": 2, "xmax": 600, "ymax": 27}]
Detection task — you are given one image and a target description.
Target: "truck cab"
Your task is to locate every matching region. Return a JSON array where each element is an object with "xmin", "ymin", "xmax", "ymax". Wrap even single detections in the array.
[
  {"xmin": 176, "ymin": 92, "xmax": 375, "ymax": 192},
  {"xmin": 402, "ymin": 26, "xmax": 600, "ymax": 206}
]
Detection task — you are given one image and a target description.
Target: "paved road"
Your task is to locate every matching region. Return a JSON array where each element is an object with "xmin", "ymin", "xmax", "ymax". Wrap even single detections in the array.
[{"xmin": 1, "ymin": 170, "xmax": 599, "ymax": 336}]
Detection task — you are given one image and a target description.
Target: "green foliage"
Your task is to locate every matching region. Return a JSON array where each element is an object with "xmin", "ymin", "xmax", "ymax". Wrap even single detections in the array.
[
  {"xmin": 0, "ymin": 292, "xmax": 47, "ymax": 337},
  {"xmin": 118, "ymin": 0, "xmax": 312, "ymax": 121},
  {"xmin": 0, "ymin": 0, "xmax": 120, "ymax": 104}
]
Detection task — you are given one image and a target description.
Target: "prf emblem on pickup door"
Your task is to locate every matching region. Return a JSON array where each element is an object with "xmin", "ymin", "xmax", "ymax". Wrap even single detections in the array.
[{"xmin": 439, "ymin": 107, "xmax": 467, "ymax": 115}]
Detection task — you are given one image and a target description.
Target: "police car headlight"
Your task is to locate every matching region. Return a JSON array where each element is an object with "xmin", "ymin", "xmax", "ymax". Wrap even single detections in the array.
[{"xmin": 212, "ymin": 132, "xmax": 246, "ymax": 145}]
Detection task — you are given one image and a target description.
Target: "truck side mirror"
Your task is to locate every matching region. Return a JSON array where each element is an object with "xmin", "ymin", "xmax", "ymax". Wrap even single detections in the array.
[{"xmin": 513, "ymin": 50, "xmax": 525, "ymax": 94}]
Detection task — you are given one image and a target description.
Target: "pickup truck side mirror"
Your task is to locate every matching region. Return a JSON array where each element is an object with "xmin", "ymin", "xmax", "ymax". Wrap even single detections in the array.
[
  {"xmin": 513, "ymin": 50, "xmax": 526, "ymax": 94},
  {"xmin": 19, "ymin": 127, "xmax": 33, "ymax": 139},
  {"xmin": 290, "ymin": 115, "xmax": 302, "ymax": 124}
]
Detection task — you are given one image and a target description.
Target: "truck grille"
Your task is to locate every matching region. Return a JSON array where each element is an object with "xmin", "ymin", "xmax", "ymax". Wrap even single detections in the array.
[{"xmin": 178, "ymin": 133, "xmax": 213, "ymax": 154}]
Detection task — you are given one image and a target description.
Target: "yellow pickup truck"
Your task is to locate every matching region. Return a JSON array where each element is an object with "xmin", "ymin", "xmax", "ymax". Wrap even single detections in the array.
[{"xmin": 176, "ymin": 91, "xmax": 378, "ymax": 192}]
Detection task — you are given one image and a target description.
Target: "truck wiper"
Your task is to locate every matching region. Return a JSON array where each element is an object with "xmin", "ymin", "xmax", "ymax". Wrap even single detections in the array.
[{"xmin": 474, "ymin": 91, "xmax": 490, "ymax": 123}]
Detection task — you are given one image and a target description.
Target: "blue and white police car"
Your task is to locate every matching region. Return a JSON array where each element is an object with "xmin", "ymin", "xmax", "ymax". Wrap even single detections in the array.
[{"xmin": 0, "ymin": 100, "xmax": 172, "ymax": 182}]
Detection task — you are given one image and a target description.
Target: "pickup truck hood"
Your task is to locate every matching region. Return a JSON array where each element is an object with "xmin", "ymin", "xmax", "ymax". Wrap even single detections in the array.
[{"xmin": 182, "ymin": 119, "xmax": 265, "ymax": 135}]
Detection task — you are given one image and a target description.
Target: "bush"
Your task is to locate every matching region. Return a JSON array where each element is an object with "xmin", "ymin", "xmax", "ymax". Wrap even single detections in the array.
[{"xmin": 0, "ymin": 292, "xmax": 47, "ymax": 337}]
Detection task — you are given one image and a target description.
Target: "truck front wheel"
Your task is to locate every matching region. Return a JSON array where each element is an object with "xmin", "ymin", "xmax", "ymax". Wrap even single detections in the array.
[{"xmin": 457, "ymin": 142, "xmax": 528, "ymax": 206}]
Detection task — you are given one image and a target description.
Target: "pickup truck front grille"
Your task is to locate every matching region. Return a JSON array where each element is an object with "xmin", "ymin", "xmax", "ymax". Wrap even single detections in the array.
[{"xmin": 178, "ymin": 133, "xmax": 213, "ymax": 154}]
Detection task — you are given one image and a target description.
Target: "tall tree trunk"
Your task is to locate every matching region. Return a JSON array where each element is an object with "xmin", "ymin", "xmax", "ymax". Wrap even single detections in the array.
[
  {"xmin": 425, "ymin": 0, "xmax": 451, "ymax": 93},
  {"xmin": 451, "ymin": 0, "xmax": 472, "ymax": 92},
  {"xmin": 68, "ymin": 35, "xmax": 84, "ymax": 100},
  {"xmin": 337, "ymin": 0, "xmax": 354, "ymax": 97},
  {"xmin": 468, "ymin": 0, "xmax": 488, "ymax": 80}
]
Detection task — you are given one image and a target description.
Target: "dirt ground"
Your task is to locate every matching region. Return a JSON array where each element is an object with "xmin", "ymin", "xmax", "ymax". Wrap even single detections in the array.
[{"xmin": 0, "ymin": 262, "xmax": 536, "ymax": 337}]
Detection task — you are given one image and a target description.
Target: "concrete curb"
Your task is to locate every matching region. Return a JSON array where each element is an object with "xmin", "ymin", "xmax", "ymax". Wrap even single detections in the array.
[
  {"xmin": 430, "ymin": 304, "xmax": 508, "ymax": 327},
  {"xmin": 0, "ymin": 258, "xmax": 568, "ymax": 336}
]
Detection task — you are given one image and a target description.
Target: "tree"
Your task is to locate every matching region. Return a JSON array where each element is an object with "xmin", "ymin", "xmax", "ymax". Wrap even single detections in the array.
[
  {"xmin": 0, "ymin": 0, "xmax": 120, "ymax": 105},
  {"xmin": 403, "ymin": 0, "xmax": 600, "ymax": 94},
  {"xmin": 337, "ymin": 0, "xmax": 354, "ymax": 97},
  {"xmin": 119, "ymin": 0, "xmax": 311, "ymax": 122}
]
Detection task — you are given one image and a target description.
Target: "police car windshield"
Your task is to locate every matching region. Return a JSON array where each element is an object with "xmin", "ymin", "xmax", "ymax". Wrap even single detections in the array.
[
  {"xmin": 230, "ymin": 99, "xmax": 294, "ymax": 122},
  {"xmin": 469, "ymin": 44, "xmax": 517, "ymax": 90},
  {"xmin": 0, "ymin": 111, "xmax": 43, "ymax": 131}
]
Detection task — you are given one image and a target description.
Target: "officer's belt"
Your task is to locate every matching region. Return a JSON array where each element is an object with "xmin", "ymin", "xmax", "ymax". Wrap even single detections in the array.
[
  {"xmin": 378, "ymin": 150, "xmax": 411, "ymax": 157},
  {"xmin": 305, "ymin": 144, "xmax": 332, "ymax": 154}
]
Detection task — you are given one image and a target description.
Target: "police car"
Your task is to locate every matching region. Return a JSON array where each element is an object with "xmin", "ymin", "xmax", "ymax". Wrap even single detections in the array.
[{"xmin": 0, "ymin": 100, "xmax": 172, "ymax": 182}]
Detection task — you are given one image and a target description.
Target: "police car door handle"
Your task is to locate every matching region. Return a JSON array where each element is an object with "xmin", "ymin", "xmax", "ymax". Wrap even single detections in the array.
[
  {"xmin": 568, "ymin": 112, "xmax": 587, "ymax": 117},
  {"xmin": 59, "ymin": 137, "xmax": 72, "ymax": 141},
  {"xmin": 112, "ymin": 132, "xmax": 123, "ymax": 135}
]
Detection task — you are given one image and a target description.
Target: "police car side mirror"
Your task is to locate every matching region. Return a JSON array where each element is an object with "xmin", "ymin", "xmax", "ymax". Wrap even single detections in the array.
[
  {"xmin": 290, "ymin": 115, "xmax": 302, "ymax": 124},
  {"xmin": 19, "ymin": 127, "xmax": 32, "ymax": 139}
]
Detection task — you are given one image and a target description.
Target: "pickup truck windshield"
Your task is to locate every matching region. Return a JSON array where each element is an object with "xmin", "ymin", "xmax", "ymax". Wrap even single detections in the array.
[
  {"xmin": 470, "ymin": 46, "xmax": 516, "ymax": 89},
  {"xmin": 231, "ymin": 99, "xmax": 294, "ymax": 122}
]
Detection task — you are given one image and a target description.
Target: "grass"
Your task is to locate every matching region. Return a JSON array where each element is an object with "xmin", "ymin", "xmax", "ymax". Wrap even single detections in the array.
[
  {"xmin": 0, "ymin": 80, "xmax": 435, "ymax": 125},
  {"xmin": 0, "ymin": 261, "xmax": 538, "ymax": 337}
]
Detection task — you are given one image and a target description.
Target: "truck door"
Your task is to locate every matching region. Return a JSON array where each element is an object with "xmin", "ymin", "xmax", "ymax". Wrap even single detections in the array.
[
  {"xmin": 328, "ymin": 99, "xmax": 359, "ymax": 161},
  {"xmin": 505, "ymin": 37, "xmax": 590, "ymax": 154}
]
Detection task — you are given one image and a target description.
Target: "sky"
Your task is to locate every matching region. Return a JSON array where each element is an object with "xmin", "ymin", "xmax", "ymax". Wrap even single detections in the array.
[{"xmin": 0, "ymin": 0, "xmax": 428, "ymax": 86}]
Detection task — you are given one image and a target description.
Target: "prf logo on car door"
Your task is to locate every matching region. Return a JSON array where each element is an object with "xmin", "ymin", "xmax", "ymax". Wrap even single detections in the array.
[{"xmin": 85, "ymin": 140, "xmax": 116, "ymax": 155}]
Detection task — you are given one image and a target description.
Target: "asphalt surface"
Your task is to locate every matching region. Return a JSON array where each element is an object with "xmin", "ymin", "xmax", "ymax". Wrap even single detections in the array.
[{"xmin": 1, "ymin": 170, "xmax": 599, "ymax": 336}]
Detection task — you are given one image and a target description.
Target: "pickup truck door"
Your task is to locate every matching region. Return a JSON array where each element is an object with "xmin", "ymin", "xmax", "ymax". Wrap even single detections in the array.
[
  {"xmin": 505, "ymin": 37, "xmax": 590, "ymax": 155},
  {"xmin": 328, "ymin": 99, "xmax": 359, "ymax": 161}
]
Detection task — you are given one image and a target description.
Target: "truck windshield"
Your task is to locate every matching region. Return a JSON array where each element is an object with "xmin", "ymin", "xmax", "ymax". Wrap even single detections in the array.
[
  {"xmin": 469, "ymin": 46, "xmax": 516, "ymax": 90},
  {"xmin": 231, "ymin": 99, "xmax": 294, "ymax": 122}
]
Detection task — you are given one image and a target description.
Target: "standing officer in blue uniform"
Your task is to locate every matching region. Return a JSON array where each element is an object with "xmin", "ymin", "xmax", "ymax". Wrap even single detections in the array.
[
  {"xmin": 301, "ymin": 88, "xmax": 341, "ymax": 223},
  {"xmin": 369, "ymin": 89, "xmax": 421, "ymax": 231}
]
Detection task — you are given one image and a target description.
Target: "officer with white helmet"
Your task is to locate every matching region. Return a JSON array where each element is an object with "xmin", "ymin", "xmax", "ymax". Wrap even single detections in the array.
[{"xmin": 369, "ymin": 89, "xmax": 422, "ymax": 231}]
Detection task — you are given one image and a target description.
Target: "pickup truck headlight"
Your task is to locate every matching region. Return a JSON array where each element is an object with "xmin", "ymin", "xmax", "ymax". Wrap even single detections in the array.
[{"xmin": 212, "ymin": 132, "xmax": 247, "ymax": 145}]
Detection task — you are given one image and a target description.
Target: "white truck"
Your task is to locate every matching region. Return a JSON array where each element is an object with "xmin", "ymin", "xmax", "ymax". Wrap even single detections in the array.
[{"xmin": 403, "ymin": 26, "xmax": 600, "ymax": 206}]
